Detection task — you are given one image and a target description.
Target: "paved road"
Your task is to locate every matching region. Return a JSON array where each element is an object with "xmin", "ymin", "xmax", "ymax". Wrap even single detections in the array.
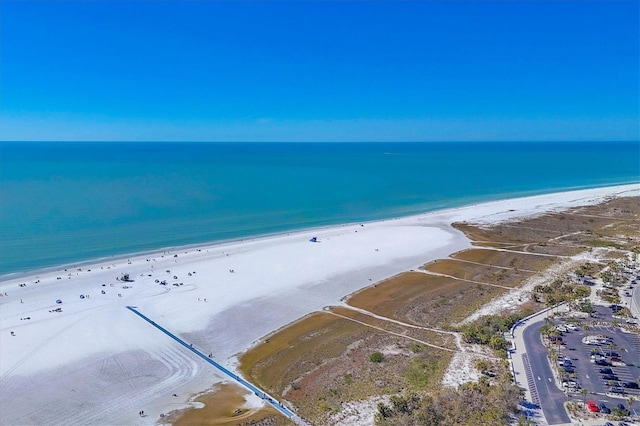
[
  {"xmin": 522, "ymin": 319, "xmax": 572, "ymax": 425},
  {"xmin": 126, "ymin": 306, "xmax": 309, "ymax": 425}
]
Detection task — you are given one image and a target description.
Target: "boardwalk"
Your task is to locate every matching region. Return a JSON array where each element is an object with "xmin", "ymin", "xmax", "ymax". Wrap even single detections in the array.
[{"xmin": 126, "ymin": 306, "xmax": 310, "ymax": 425}]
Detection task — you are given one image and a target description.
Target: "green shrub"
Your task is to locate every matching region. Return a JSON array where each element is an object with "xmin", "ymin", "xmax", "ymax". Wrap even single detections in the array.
[{"xmin": 370, "ymin": 352, "xmax": 385, "ymax": 363}]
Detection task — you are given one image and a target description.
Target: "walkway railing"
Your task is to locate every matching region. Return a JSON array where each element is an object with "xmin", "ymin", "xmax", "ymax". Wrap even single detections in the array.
[{"xmin": 126, "ymin": 306, "xmax": 310, "ymax": 425}]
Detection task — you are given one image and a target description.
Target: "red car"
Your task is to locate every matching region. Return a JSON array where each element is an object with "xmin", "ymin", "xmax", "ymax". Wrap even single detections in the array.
[{"xmin": 587, "ymin": 401, "xmax": 599, "ymax": 412}]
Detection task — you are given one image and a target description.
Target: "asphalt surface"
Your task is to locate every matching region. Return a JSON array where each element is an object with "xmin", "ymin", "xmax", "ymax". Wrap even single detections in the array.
[
  {"xmin": 550, "ymin": 306, "xmax": 640, "ymax": 416},
  {"xmin": 523, "ymin": 320, "xmax": 572, "ymax": 424}
]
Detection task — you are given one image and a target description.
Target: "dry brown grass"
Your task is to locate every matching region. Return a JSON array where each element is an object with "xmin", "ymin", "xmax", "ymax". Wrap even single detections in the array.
[
  {"xmin": 450, "ymin": 248, "xmax": 558, "ymax": 271},
  {"xmin": 238, "ymin": 313, "xmax": 360, "ymax": 395},
  {"xmin": 329, "ymin": 306, "xmax": 457, "ymax": 350},
  {"xmin": 346, "ymin": 272, "xmax": 507, "ymax": 328},
  {"xmin": 422, "ymin": 259, "xmax": 534, "ymax": 287},
  {"xmin": 498, "ymin": 243, "xmax": 585, "ymax": 256},
  {"xmin": 238, "ymin": 311, "xmax": 453, "ymax": 424},
  {"xmin": 457, "ymin": 197, "xmax": 640, "ymax": 253},
  {"xmin": 168, "ymin": 382, "xmax": 285, "ymax": 426}
]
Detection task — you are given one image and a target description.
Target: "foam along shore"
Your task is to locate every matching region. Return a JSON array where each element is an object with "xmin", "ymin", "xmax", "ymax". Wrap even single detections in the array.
[{"xmin": 0, "ymin": 183, "xmax": 637, "ymax": 425}]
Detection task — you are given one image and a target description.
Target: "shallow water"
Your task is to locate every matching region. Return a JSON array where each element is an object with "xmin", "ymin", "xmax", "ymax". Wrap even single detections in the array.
[{"xmin": 1, "ymin": 141, "xmax": 638, "ymax": 275}]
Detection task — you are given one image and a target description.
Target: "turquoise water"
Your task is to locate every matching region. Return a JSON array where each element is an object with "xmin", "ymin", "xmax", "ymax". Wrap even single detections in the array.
[{"xmin": 1, "ymin": 141, "xmax": 638, "ymax": 276}]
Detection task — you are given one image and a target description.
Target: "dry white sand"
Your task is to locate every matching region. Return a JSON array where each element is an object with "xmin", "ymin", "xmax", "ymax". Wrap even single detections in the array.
[{"xmin": 0, "ymin": 183, "xmax": 637, "ymax": 425}]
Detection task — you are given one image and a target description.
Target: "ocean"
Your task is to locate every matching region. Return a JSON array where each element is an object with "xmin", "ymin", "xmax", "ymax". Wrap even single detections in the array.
[{"xmin": 1, "ymin": 141, "xmax": 638, "ymax": 276}]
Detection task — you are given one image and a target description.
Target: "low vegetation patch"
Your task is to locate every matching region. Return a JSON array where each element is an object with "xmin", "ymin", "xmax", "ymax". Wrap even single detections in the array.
[
  {"xmin": 532, "ymin": 278, "xmax": 591, "ymax": 306},
  {"xmin": 370, "ymin": 352, "xmax": 384, "ymax": 363},
  {"xmin": 167, "ymin": 383, "xmax": 284, "ymax": 426},
  {"xmin": 457, "ymin": 312, "xmax": 532, "ymax": 356},
  {"xmin": 346, "ymin": 272, "xmax": 507, "ymax": 328},
  {"xmin": 375, "ymin": 374, "xmax": 521, "ymax": 425}
]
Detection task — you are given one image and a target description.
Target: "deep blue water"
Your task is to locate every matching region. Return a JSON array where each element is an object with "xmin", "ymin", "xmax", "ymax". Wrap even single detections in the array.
[{"xmin": 1, "ymin": 141, "xmax": 638, "ymax": 276}]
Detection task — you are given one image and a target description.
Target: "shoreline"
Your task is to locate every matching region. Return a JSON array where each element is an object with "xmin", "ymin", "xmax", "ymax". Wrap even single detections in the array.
[
  {"xmin": 2, "ymin": 181, "xmax": 638, "ymax": 281},
  {"xmin": 2, "ymin": 180, "xmax": 638, "ymax": 280},
  {"xmin": 1, "ymin": 183, "xmax": 638, "ymax": 426}
]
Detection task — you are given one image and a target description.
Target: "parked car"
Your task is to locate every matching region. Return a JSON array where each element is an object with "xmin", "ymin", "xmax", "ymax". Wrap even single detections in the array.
[
  {"xmin": 623, "ymin": 381, "xmax": 639, "ymax": 389},
  {"xmin": 587, "ymin": 401, "xmax": 599, "ymax": 412},
  {"xmin": 599, "ymin": 367, "xmax": 613, "ymax": 374},
  {"xmin": 602, "ymin": 374, "xmax": 619, "ymax": 381},
  {"xmin": 595, "ymin": 359, "xmax": 611, "ymax": 366},
  {"xmin": 609, "ymin": 386, "xmax": 625, "ymax": 394},
  {"xmin": 558, "ymin": 358, "xmax": 572, "ymax": 367},
  {"xmin": 599, "ymin": 403, "xmax": 611, "ymax": 414}
]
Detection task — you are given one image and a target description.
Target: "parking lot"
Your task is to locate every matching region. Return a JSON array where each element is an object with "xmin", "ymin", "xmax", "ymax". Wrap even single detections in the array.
[{"xmin": 549, "ymin": 305, "xmax": 640, "ymax": 419}]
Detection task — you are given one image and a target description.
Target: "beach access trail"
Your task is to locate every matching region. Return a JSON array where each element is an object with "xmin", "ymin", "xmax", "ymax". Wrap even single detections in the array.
[{"xmin": 0, "ymin": 184, "xmax": 637, "ymax": 426}]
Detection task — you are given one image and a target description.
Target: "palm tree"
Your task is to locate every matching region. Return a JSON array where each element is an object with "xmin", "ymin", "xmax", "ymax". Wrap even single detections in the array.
[{"xmin": 581, "ymin": 388, "xmax": 588, "ymax": 408}]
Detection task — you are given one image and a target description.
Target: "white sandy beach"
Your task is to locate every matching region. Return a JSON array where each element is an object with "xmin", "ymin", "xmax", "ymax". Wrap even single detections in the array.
[{"xmin": 1, "ymin": 184, "xmax": 638, "ymax": 426}]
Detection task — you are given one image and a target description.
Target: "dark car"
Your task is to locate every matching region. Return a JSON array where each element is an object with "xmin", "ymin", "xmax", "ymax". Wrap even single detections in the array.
[
  {"xmin": 595, "ymin": 359, "xmax": 611, "ymax": 366},
  {"xmin": 616, "ymin": 403, "xmax": 626, "ymax": 410},
  {"xmin": 602, "ymin": 374, "xmax": 619, "ymax": 381},
  {"xmin": 599, "ymin": 403, "xmax": 611, "ymax": 414},
  {"xmin": 623, "ymin": 381, "xmax": 639, "ymax": 389},
  {"xmin": 599, "ymin": 367, "xmax": 613, "ymax": 374}
]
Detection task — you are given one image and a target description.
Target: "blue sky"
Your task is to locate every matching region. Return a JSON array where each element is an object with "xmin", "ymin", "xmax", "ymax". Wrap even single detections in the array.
[{"xmin": 1, "ymin": 0, "xmax": 638, "ymax": 142}]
